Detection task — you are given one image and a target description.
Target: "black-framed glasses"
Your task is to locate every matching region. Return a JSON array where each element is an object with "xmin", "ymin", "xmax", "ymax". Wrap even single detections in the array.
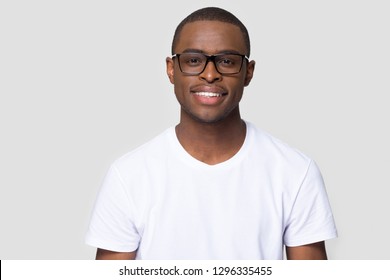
[{"xmin": 172, "ymin": 52, "xmax": 249, "ymax": 75}]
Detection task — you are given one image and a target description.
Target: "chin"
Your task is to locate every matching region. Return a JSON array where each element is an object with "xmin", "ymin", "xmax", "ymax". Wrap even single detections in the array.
[
  {"xmin": 190, "ymin": 112, "xmax": 229, "ymax": 124},
  {"xmin": 181, "ymin": 105, "xmax": 238, "ymax": 125}
]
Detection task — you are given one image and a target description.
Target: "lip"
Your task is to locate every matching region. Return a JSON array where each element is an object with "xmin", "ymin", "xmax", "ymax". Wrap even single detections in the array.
[
  {"xmin": 190, "ymin": 85, "xmax": 227, "ymax": 105},
  {"xmin": 191, "ymin": 85, "xmax": 227, "ymax": 95}
]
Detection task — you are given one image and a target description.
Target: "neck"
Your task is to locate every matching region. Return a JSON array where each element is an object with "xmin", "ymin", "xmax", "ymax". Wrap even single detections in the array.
[{"xmin": 175, "ymin": 109, "xmax": 246, "ymax": 165}]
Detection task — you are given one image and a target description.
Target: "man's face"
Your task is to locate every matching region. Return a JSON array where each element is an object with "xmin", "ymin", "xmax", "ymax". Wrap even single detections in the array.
[{"xmin": 166, "ymin": 20, "xmax": 255, "ymax": 124}]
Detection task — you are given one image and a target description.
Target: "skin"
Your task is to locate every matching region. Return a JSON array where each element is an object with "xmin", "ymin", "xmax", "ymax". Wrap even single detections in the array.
[
  {"xmin": 96, "ymin": 20, "xmax": 328, "ymax": 260},
  {"xmin": 166, "ymin": 21, "xmax": 255, "ymax": 165},
  {"xmin": 286, "ymin": 242, "xmax": 328, "ymax": 260},
  {"xmin": 96, "ymin": 248, "xmax": 136, "ymax": 260}
]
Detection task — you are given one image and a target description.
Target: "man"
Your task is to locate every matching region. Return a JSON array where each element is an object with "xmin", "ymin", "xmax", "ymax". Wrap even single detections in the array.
[{"xmin": 85, "ymin": 7, "xmax": 337, "ymax": 260}]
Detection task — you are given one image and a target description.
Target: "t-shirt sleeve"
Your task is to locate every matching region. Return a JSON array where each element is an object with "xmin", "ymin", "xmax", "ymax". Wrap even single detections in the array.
[
  {"xmin": 85, "ymin": 164, "xmax": 140, "ymax": 252},
  {"xmin": 283, "ymin": 160, "xmax": 337, "ymax": 247}
]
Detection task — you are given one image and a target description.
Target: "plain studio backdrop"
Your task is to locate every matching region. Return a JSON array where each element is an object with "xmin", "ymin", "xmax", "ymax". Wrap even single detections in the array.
[{"xmin": 0, "ymin": 0, "xmax": 389, "ymax": 259}]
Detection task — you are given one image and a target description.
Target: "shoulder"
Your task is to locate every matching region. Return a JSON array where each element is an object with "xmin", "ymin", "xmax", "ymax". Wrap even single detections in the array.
[
  {"xmin": 245, "ymin": 121, "xmax": 323, "ymax": 194},
  {"xmin": 112, "ymin": 127, "xmax": 174, "ymax": 173},
  {"xmin": 247, "ymin": 121, "xmax": 312, "ymax": 167}
]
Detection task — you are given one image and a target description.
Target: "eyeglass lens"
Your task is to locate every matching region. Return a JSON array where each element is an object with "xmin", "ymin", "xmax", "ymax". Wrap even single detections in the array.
[{"xmin": 178, "ymin": 53, "xmax": 244, "ymax": 74}]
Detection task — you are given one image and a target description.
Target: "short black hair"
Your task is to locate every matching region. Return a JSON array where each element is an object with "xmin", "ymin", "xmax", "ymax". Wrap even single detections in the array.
[{"xmin": 171, "ymin": 7, "xmax": 251, "ymax": 57}]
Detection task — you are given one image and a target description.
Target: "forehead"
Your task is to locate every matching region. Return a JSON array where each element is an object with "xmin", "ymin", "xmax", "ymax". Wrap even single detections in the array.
[{"xmin": 175, "ymin": 20, "xmax": 247, "ymax": 54}]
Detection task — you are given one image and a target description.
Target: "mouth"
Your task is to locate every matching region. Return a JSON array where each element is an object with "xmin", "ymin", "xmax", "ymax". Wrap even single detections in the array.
[
  {"xmin": 191, "ymin": 85, "xmax": 227, "ymax": 96},
  {"xmin": 190, "ymin": 87, "xmax": 227, "ymax": 106},
  {"xmin": 192, "ymin": 92, "xmax": 227, "ymax": 98},
  {"xmin": 190, "ymin": 85, "xmax": 228, "ymax": 105}
]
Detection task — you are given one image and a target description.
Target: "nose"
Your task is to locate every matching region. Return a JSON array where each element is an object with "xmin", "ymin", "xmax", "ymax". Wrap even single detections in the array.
[{"xmin": 199, "ymin": 60, "xmax": 222, "ymax": 83}]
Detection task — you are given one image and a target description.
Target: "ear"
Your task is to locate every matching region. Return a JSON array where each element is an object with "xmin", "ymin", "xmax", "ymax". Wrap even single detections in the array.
[
  {"xmin": 244, "ymin": 60, "xmax": 255, "ymax": 87},
  {"xmin": 166, "ymin": 57, "xmax": 175, "ymax": 84}
]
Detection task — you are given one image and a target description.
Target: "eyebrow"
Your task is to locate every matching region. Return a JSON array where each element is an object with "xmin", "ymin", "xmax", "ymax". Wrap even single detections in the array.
[{"xmin": 181, "ymin": 49, "xmax": 242, "ymax": 55}]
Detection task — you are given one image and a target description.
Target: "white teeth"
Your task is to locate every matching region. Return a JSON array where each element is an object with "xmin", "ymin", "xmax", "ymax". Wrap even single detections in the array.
[{"xmin": 194, "ymin": 92, "xmax": 222, "ymax": 97}]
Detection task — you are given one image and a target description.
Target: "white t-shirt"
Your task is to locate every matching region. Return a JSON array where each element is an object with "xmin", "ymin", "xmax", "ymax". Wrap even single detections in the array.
[{"xmin": 85, "ymin": 121, "xmax": 337, "ymax": 259}]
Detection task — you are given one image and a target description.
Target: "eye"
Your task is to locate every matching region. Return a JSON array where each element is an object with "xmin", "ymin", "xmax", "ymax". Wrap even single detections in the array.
[
  {"xmin": 220, "ymin": 59, "xmax": 233, "ymax": 65},
  {"xmin": 182, "ymin": 54, "xmax": 204, "ymax": 66},
  {"xmin": 189, "ymin": 58, "xmax": 201, "ymax": 64},
  {"xmin": 217, "ymin": 55, "xmax": 238, "ymax": 67}
]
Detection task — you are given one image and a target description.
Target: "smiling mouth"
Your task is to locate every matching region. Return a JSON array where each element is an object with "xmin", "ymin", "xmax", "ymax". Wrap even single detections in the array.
[{"xmin": 193, "ymin": 92, "xmax": 227, "ymax": 98}]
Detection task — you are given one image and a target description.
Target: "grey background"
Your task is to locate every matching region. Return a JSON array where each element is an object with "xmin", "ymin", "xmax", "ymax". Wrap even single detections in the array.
[{"xmin": 1, "ymin": 0, "xmax": 389, "ymax": 259}]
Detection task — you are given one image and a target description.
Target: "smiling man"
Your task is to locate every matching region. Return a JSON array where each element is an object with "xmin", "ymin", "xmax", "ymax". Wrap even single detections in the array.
[{"xmin": 85, "ymin": 7, "xmax": 337, "ymax": 260}]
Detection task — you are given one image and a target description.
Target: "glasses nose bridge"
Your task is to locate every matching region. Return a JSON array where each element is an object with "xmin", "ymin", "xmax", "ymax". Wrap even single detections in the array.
[{"xmin": 202, "ymin": 54, "xmax": 220, "ymax": 74}]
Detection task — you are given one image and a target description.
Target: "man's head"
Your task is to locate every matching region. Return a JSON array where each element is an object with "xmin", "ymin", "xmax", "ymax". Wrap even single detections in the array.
[
  {"xmin": 171, "ymin": 7, "xmax": 251, "ymax": 57},
  {"xmin": 166, "ymin": 7, "xmax": 255, "ymax": 124}
]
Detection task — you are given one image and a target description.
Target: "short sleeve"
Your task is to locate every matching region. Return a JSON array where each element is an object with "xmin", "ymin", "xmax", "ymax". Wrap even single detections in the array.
[
  {"xmin": 85, "ymin": 164, "xmax": 140, "ymax": 252},
  {"xmin": 284, "ymin": 160, "xmax": 337, "ymax": 246}
]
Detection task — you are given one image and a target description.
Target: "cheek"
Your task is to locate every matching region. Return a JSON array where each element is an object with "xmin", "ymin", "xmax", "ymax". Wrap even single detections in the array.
[
  {"xmin": 173, "ymin": 77, "xmax": 183, "ymax": 92},
  {"xmin": 228, "ymin": 76, "xmax": 246, "ymax": 94},
  {"xmin": 173, "ymin": 76, "xmax": 191, "ymax": 93},
  {"xmin": 173, "ymin": 78, "xmax": 189, "ymax": 102}
]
